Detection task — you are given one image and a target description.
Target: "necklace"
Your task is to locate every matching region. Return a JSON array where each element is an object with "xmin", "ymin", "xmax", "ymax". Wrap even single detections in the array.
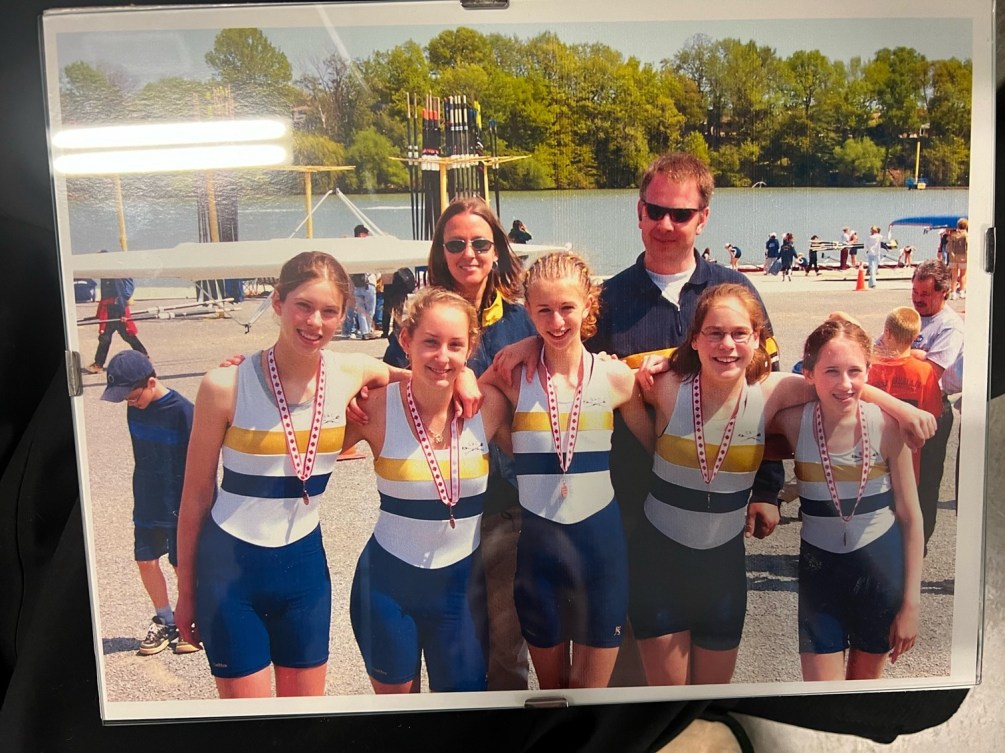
[
  {"xmin": 814, "ymin": 402, "xmax": 871, "ymax": 548},
  {"xmin": 541, "ymin": 349, "xmax": 587, "ymax": 499},
  {"xmin": 405, "ymin": 381, "xmax": 460, "ymax": 528},
  {"xmin": 266, "ymin": 347, "xmax": 326, "ymax": 505},
  {"xmin": 691, "ymin": 374, "xmax": 744, "ymax": 510}
]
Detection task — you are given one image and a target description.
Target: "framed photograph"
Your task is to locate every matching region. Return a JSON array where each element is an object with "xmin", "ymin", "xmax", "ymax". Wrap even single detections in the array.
[{"xmin": 41, "ymin": 0, "xmax": 993, "ymax": 723}]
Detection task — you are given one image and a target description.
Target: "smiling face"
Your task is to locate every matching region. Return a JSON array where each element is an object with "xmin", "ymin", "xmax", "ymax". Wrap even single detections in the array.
[
  {"xmin": 442, "ymin": 211, "xmax": 498, "ymax": 305},
  {"xmin": 637, "ymin": 175, "xmax": 709, "ymax": 275},
  {"xmin": 804, "ymin": 335, "xmax": 870, "ymax": 416},
  {"xmin": 272, "ymin": 278, "xmax": 345, "ymax": 356},
  {"xmin": 527, "ymin": 275, "xmax": 591, "ymax": 354},
  {"xmin": 690, "ymin": 297, "xmax": 759, "ymax": 384},
  {"xmin": 399, "ymin": 303, "xmax": 472, "ymax": 389}
]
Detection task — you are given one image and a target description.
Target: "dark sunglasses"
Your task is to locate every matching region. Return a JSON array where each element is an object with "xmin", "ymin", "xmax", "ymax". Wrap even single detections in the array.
[
  {"xmin": 444, "ymin": 237, "xmax": 494, "ymax": 254},
  {"xmin": 642, "ymin": 201, "xmax": 702, "ymax": 223}
]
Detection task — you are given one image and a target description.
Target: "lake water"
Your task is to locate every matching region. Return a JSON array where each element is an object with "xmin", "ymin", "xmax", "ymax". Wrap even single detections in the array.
[{"xmin": 67, "ymin": 186, "xmax": 969, "ymax": 278}]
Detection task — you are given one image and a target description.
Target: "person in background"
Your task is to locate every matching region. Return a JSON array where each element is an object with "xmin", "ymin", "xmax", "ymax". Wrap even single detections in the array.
[
  {"xmin": 100, "ymin": 350, "xmax": 201, "ymax": 658},
  {"xmin": 508, "ymin": 219, "xmax": 532, "ymax": 244},
  {"xmin": 869, "ymin": 306, "xmax": 943, "ymax": 485},
  {"xmin": 806, "ymin": 235, "xmax": 822, "ymax": 276},
  {"xmin": 909, "ymin": 260, "xmax": 964, "ymax": 552},
  {"xmin": 866, "ymin": 226, "xmax": 883, "ymax": 289},
  {"xmin": 840, "ymin": 226, "xmax": 852, "ymax": 270},
  {"xmin": 847, "ymin": 230, "xmax": 860, "ymax": 269},
  {"xmin": 725, "ymin": 243, "xmax": 741, "ymax": 271},
  {"xmin": 779, "ymin": 233, "xmax": 797, "ymax": 282},
  {"xmin": 947, "ymin": 218, "xmax": 969, "ymax": 300},
  {"xmin": 85, "ymin": 256, "xmax": 147, "ymax": 374},
  {"xmin": 349, "ymin": 225, "xmax": 378, "ymax": 341},
  {"xmin": 764, "ymin": 232, "xmax": 780, "ymax": 274}
]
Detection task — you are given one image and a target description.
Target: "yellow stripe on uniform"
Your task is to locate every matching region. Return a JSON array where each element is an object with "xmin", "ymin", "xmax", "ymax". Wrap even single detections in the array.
[
  {"xmin": 223, "ymin": 426, "xmax": 346, "ymax": 455},
  {"xmin": 656, "ymin": 433, "xmax": 764, "ymax": 473}
]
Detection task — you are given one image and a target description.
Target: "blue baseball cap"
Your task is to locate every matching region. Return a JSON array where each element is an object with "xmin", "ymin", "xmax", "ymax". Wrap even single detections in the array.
[{"xmin": 101, "ymin": 350, "xmax": 154, "ymax": 402}]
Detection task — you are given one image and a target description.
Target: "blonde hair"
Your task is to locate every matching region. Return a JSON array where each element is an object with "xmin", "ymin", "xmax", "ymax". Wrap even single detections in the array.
[
  {"xmin": 522, "ymin": 251, "xmax": 601, "ymax": 341},
  {"xmin": 883, "ymin": 306, "xmax": 921, "ymax": 349},
  {"xmin": 398, "ymin": 287, "xmax": 481, "ymax": 354}
]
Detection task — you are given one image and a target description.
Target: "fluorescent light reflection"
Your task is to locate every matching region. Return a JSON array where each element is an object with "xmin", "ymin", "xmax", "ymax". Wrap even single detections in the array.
[
  {"xmin": 53, "ymin": 144, "xmax": 291, "ymax": 175},
  {"xmin": 52, "ymin": 118, "xmax": 290, "ymax": 150}
]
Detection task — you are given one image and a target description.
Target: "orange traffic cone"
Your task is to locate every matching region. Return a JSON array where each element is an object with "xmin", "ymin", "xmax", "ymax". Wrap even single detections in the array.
[{"xmin": 854, "ymin": 266, "xmax": 866, "ymax": 291}]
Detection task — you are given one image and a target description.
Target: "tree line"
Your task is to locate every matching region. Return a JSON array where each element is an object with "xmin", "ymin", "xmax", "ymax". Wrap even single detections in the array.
[{"xmin": 60, "ymin": 26, "xmax": 972, "ymax": 192}]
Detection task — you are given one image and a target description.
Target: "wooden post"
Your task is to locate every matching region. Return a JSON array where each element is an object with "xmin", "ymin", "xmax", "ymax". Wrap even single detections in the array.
[
  {"xmin": 112, "ymin": 174, "xmax": 128, "ymax": 251},
  {"xmin": 304, "ymin": 171, "xmax": 313, "ymax": 238}
]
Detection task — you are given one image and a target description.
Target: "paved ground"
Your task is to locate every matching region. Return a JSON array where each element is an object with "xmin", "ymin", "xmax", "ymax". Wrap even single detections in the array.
[{"xmin": 72, "ymin": 264, "xmax": 966, "ymax": 714}]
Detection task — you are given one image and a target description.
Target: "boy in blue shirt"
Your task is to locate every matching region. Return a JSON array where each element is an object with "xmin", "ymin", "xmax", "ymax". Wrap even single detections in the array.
[{"xmin": 101, "ymin": 351, "xmax": 200, "ymax": 656}]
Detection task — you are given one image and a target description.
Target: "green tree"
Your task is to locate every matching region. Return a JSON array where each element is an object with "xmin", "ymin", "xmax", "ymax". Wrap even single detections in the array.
[
  {"xmin": 864, "ymin": 47, "xmax": 929, "ymax": 183},
  {"xmin": 60, "ymin": 61, "xmax": 126, "ymax": 123},
  {"xmin": 832, "ymin": 136, "xmax": 884, "ymax": 185},
  {"xmin": 427, "ymin": 27, "xmax": 494, "ymax": 72},
  {"xmin": 205, "ymin": 28, "xmax": 295, "ymax": 114},
  {"xmin": 345, "ymin": 127, "xmax": 409, "ymax": 192},
  {"xmin": 292, "ymin": 131, "xmax": 347, "ymax": 192},
  {"xmin": 128, "ymin": 77, "xmax": 209, "ymax": 120}
]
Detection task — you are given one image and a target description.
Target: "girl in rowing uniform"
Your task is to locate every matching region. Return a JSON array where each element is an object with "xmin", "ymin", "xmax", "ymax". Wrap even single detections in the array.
[
  {"xmin": 771, "ymin": 318, "xmax": 922, "ymax": 680},
  {"xmin": 345, "ymin": 288, "xmax": 510, "ymax": 693},
  {"xmin": 633, "ymin": 284, "xmax": 932, "ymax": 686},
  {"xmin": 175, "ymin": 252, "xmax": 418, "ymax": 699},
  {"xmin": 480, "ymin": 251, "xmax": 649, "ymax": 689}
]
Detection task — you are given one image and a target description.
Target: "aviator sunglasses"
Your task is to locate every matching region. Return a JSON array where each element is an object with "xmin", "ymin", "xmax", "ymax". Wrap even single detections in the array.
[
  {"xmin": 444, "ymin": 237, "xmax": 495, "ymax": 254},
  {"xmin": 641, "ymin": 201, "xmax": 702, "ymax": 224}
]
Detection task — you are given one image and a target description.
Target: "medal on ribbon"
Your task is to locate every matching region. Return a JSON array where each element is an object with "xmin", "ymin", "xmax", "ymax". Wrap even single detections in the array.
[
  {"xmin": 814, "ymin": 403, "xmax": 871, "ymax": 548},
  {"xmin": 692, "ymin": 374, "xmax": 744, "ymax": 509},
  {"xmin": 541, "ymin": 350, "xmax": 587, "ymax": 499},
  {"xmin": 405, "ymin": 381, "xmax": 460, "ymax": 528},
  {"xmin": 267, "ymin": 347, "xmax": 326, "ymax": 505}
]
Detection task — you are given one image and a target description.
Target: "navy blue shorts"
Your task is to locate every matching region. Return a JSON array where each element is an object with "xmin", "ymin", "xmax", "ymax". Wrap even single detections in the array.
[
  {"xmin": 134, "ymin": 525, "xmax": 177, "ymax": 566},
  {"xmin": 195, "ymin": 520, "xmax": 331, "ymax": 679},
  {"xmin": 799, "ymin": 524, "xmax": 905, "ymax": 655},
  {"xmin": 628, "ymin": 517, "xmax": 747, "ymax": 650},
  {"xmin": 350, "ymin": 537, "xmax": 487, "ymax": 691},
  {"xmin": 514, "ymin": 501, "xmax": 628, "ymax": 649}
]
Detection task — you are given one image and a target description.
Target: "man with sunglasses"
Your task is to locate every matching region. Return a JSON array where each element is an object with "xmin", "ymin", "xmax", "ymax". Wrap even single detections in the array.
[
  {"xmin": 585, "ymin": 152, "xmax": 784, "ymax": 684},
  {"xmin": 589, "ymin": 152, "xmax": 784, "ymax": 532}
]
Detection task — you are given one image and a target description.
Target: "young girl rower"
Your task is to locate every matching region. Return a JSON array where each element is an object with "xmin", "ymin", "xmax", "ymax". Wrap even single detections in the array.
[
  {"xmin": 481, "ymin": 251, "xmax": 649, "ymax": 689},
  {"xmin": 344, "ymin": 288, "xmax": 510, "ymax": 693},
  {"xmin": 633, "ymin": 284, "xmax": 932, "ymax": 686},
  {"xmin": 772, "ymin": 318, "xmax": 923, "ymax": 680},
  {"xmin": 175, "ymin": 252, "xmax": 413, "ymax": 698}
]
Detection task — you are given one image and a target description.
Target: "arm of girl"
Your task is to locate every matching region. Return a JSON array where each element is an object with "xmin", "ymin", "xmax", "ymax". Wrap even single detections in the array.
[
  {"xmin": 861, "ymin": 385, "xmax": 936, "ymax": 450},
  {"xmin": 490, "ymin": 335, "xmax": 541, "ymax": 387},
  {"xmin": 762, "ymin": 372, "xmax": 936, "ymax": 449},
  {"xmin": 174, "ymin": 367, "xmax": 235, "ymax": 646},
  {"xmin": 607, "ymin": 361, "xmax": 655, "ymax": 454},
  {"xmin": 478, "ymin": 382, "xmax": 514, "ymax": 456},
  {"xmin": 882, "ymin": 411, "xmax": 923, "ymax": 663}
]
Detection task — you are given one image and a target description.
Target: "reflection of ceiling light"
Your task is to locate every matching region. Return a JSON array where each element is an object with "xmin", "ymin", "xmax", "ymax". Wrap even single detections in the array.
[
  {"xmin": 52, "ymin": 118, "xmax": 290, "ymax": 149},
  {"xmin": 53, "ymin": 144, "xmax": 291, "ymax": 175},
  {"xmin": 51, "ymin": 118, "xmax": 293, "ymax": 175}
]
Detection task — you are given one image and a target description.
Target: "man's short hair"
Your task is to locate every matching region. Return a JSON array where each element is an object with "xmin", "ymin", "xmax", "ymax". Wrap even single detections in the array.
[
  {"xmin": 884, "ymin": 306, "xmax": 922, "ymax": 349},
  {"xmin": 913, "ymin": 259, "xmax": 952, "ymax": 295},
  {"xmin": 638, "ymin": 152, "xmax": 714, "ymax": 208}
]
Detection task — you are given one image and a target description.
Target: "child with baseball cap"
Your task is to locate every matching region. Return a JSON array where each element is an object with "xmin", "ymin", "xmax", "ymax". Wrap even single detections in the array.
[{"xmin": 101, "ymin": 350, "xmax": 201, "ymax": 656}]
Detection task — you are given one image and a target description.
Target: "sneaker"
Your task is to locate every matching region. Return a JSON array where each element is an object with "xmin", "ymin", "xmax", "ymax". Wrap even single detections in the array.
[
  {"xmin": 172, "ymin": 633, "xmax": 202, "ymax": 654},
  {"xmin": 138, "ymin": 616, "xmax": 172, "ymax": 656}
]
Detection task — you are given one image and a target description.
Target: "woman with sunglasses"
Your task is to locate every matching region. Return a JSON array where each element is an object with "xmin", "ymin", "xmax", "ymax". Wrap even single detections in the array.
[
  {"xmin": 633, "ymin": 285, "xmax": 934, "ymax": 687},
  {"xmin": 382, "ymin": 197, "xmax": 537, "ymax": 691}
]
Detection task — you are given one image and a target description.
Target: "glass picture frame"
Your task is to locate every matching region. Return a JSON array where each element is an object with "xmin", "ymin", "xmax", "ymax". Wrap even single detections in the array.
[{"xmin": 40, "ymin": 0, "xmax": 993, "ymax": 723}]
